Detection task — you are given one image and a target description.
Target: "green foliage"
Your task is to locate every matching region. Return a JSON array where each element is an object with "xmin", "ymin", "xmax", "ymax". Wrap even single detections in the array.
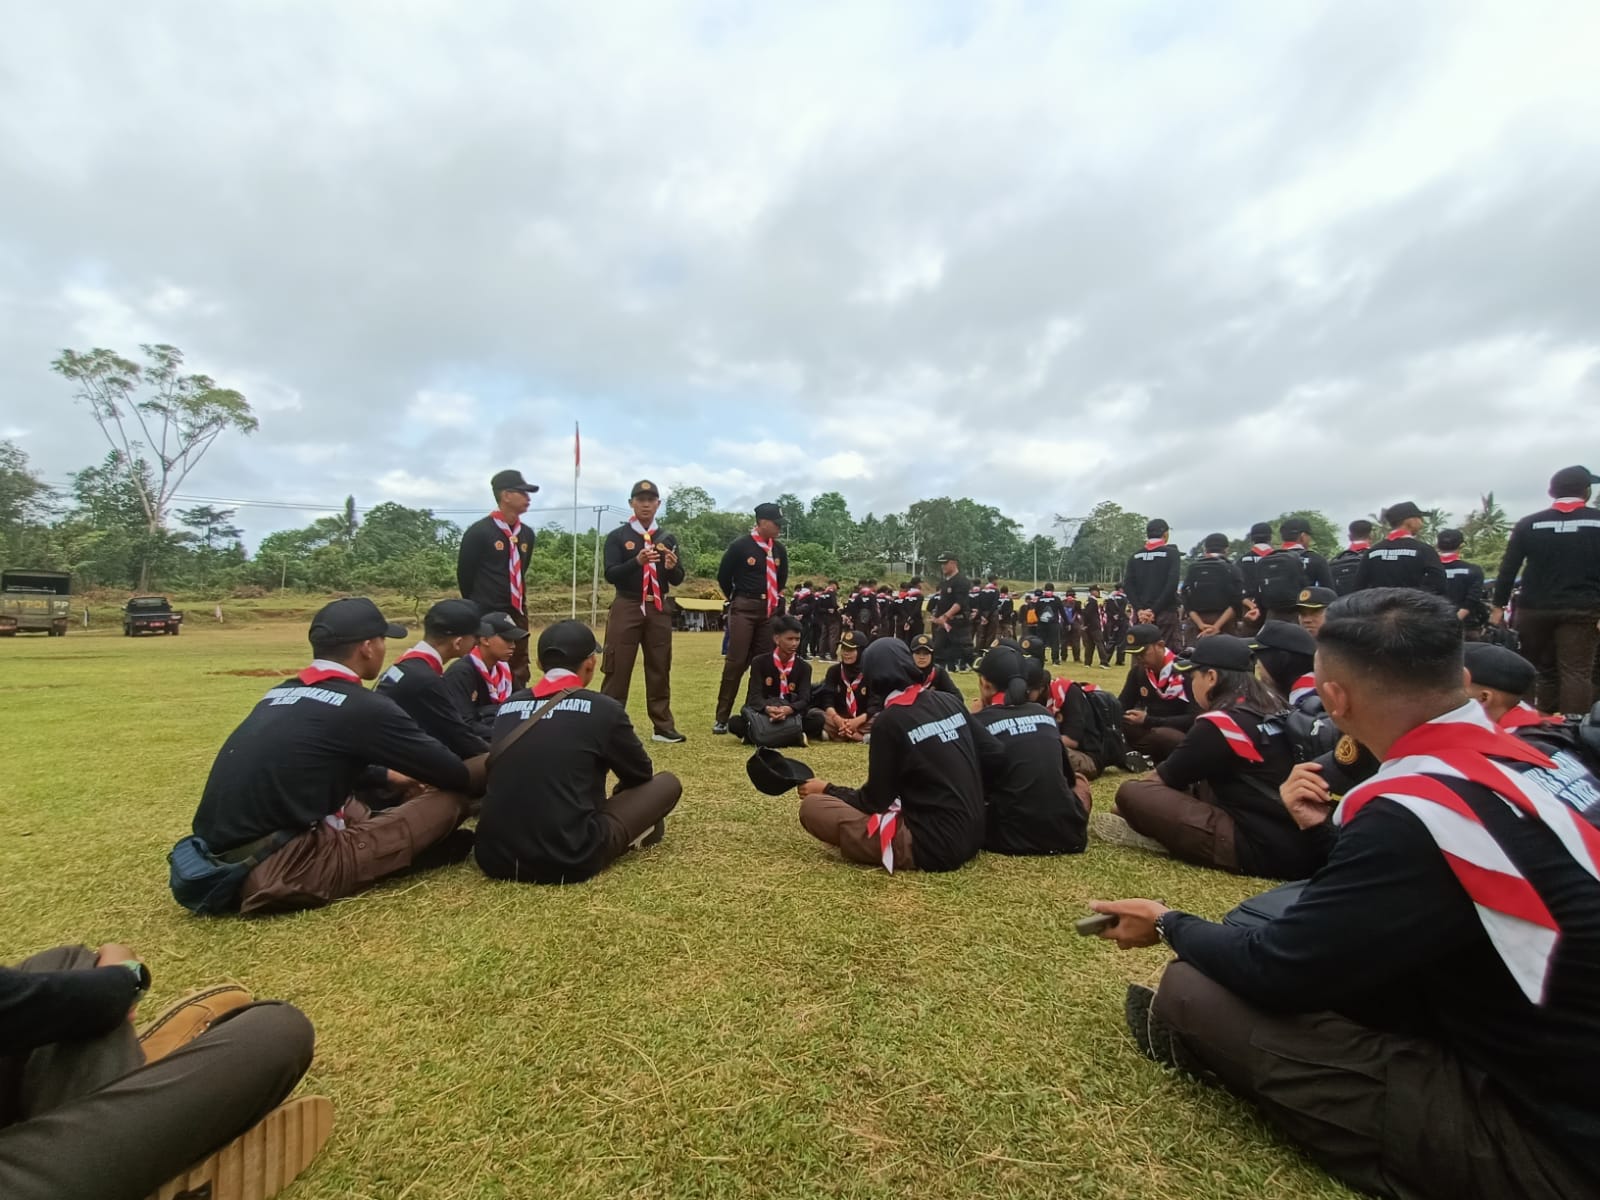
[{"xmin": 1061, "ymin": 501, "xmax": 1149, "ymax": 584}]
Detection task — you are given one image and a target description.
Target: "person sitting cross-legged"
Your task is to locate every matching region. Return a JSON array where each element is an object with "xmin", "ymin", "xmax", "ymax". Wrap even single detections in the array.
[
  {"xmin": 1114, "ymin": 635, "xmax": 1327, "ymax": 880},
  {"xmin": 797, "ymin": 638, "xmax": 1004, "ymax": 872},
  {"xmin": 443, "ymin": 610, "xmax": 526, "ymax": 740},
  {"xmin": 0, "ymin": 941, "xmax": 331, "ymax": 1200},
  {"xmin": 1091, "ymin": 589, "xmax": 1600, "ymax": 1200},
  {"xmin": 374, "ymin": 598, "xmax": 493, "ymax": 761},
  {"xmin": 814, "ymin": 630, "xmax": 876, "ymax": 742},
  {"xmin": 727, "ymin": 615, "xmax": 826, "ymax": 744},
  {"xmin": 474, "ymin": 620, "xmax": 681, "ymax": 885}
]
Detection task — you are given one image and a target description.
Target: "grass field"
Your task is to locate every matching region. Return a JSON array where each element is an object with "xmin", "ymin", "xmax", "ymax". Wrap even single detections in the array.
[{"xmin": 0, "ymin": 623, "xmax": 1355, "ymax": 1200}]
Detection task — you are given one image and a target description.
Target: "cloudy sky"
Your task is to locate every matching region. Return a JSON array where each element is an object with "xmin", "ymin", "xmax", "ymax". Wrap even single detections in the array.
[{"xmin": 2, "ymin": 0, "xmax": 1597, "ymax": 549}]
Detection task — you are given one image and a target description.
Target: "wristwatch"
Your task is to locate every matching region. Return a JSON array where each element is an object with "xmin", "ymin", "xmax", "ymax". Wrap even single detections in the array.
[
  {"xmin": 1154, "ymin": 913, "xmax": 1173, "ymax": 946},
  {"xmin": 119, "ymin": 959, "xmax": 152, "ymax": 994}
]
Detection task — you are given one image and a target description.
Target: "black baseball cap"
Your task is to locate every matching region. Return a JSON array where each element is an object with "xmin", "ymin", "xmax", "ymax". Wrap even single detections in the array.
[
  {"xmin": 746, "ymin": 748, "xmax": 816, "ymax": 796},
  {"xmin": 1125, "ymin": 623, "xmax": 1163, "ymax": 651},
  {"xmin": 1550, "ymin": 465, "xmax": 1599, "ymax": 496},
  {"xmin": 1280, "ymin": 517, "xmax": 1310, "ymax": 540},
  {"xmin": 1175, "ymin": 634, "xmax": 1256, "ymax": 673},
  {"xmin": 491, "ymin": 469, "xmax": 539, "ymax": 495},
  {"xmin": 630, "ymin": 480, "xmax": 660, "ymax": 499},
  {"xmin": 536, "ymin": 619, "xmax": 600, "ymax": 669},
  {"xmin": 910, "ymin": 632, "xmax": 935, "ymax": 654},
  {"xmin": 1251, "ymin": 619, "xmax": 1317, "ymax": 657},
  {"xmin": 936, "ymin": 552, "xmax": 958, "ymax": 563},
  {"xmin": 839, "ymin": 631, "xmax": 869, "ymax": 654},
  {"xmin": 1384, "ymin": 501, "xmax": 1423, "ymax": 524},
  {"xmin": 1017, "ymin": 633, "xmax": 1046, "ymax": 661},
  {"xmin": 480, "ymin": 611, "xmax": 529, "ymax": 642},
  {"xmin": 754, "ymin": 502, "xmax": 784, "ymax": 525},
  {"xmin": 1464, "ymin": 643, "xmax": 1537, "ymax": 695},
  {"xmin": 308, "ymin": 597, "xmax": 407, "ymax": 644},
  {"xmin": 1296, "ymin": 586, "xmax": 1338, "ymax": 610},
  {"xmin": 1248, "ymin": 522, "xmax": 1273, "ymax": 542},
  {"xmin": 423, "ymin": 599, "xmax": 485, "ymax": 638}
]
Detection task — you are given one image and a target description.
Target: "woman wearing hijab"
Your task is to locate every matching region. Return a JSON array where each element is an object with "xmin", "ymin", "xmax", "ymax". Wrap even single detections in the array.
[
  {"xmin": 1113, "ymin": 635, "xmax": 1325, "ymax": 879},
  {"xmin": 971, "ymin": 644, "xmax": 1091, "ymax": 856},
  {"xmin": 797, "ymin": 638, "xmax": 1003, "ymax": 872}
]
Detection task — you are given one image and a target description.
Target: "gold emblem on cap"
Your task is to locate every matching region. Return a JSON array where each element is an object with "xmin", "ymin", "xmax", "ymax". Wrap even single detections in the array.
[
  {"xmin": 1126, "ymin": 633, "xmax": 1137, "ymax": 645},
  {"xmin": 1335, "ymin": 735, "xmax": 1360, "ymax": 766},
  {"xmin": 1299, "ymin": 589, "xmax": 1311, "ymax": 601}
]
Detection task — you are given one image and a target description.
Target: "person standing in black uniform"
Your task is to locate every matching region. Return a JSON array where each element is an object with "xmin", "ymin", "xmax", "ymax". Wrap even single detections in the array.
[
  {"xmin": 1124, "ymin": 519, "xmax": 1184, "ymax": 648},
  {"xmin": 792, "ymin": 581, "xmax": 817, "ymax": 657},
  {"xmin": 815, "ymin": 580, "xmax": 842, "ymax": 660},
  {"xmin": 1356, "ymin": 502, "xmax": 1446, "ymax": 595},
  {"xmin": 933, "ymin": 553, "xmax": 974, "ymax": 672},
  {"xmin": 600, "ymin": 480, "xmax": 687, "ymax": 743},
  {"xmin": 1101, "ymin": 584, "xmax": 1131, "ymax": 666},
  {"xmin": 1236, "ymin": 522, "xmax": 1275, "ymax": 617},
  {"xmin": 1182, "ymin": 533, "xmax": 1245, "ymax": 643},
  {"xmin": 1330, "ymin": 519, "xmax": 1373, "ymax": 596},
  {"xmin": 997, "ymin": 587, "xmax": 1017, "ymax": 642},
  {"xmin": 1436, "ymin": 528, "xmax": 1488, "ymax": 637},
  {"xmin": 972, "ymin": 575, "xmax": 1000, "ymax": 650},
  {"xmin": 475, "ymin": 621, "xmax": 681, "ymax": 885},
  {"xmin": 456, "ymin": 469, "xmax": 539, "ymax": 687},
  {"xmin": 444, "ymin": 611, "xmax": 525, "ymax": 739},
  {"xmin": 1035, "ymin": 583, "xmax": 1066, "ymax": 663},
  {"xmin": 898, "ymin": 577, "xmax": 926, "ymax": 642},
  {"xmin": 713, "ymin": 502, "xmax": 788, "ymax": 734},
  {"xmin": 1493, "ymin": 465, "xmax": 1600, "ymax": 716},
  {"xmin": 1255, "ymin": 518, "xmax": 1336, "ymax": 622},
  {"xmin": 375, "ymin": 599, "xmax": 492, "ymax": 762}
]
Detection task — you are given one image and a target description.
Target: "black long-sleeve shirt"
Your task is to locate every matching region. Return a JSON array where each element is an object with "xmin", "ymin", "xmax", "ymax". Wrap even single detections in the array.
[
  {"xmin": 937, "ymin": 571, "xmax": 972, "ymax": 624},
  {"xmin": 741, "ymin": 653, "xmax": 815, "ymax": 714},
  {"xmin": 1181, "ymin": 556, "xmax": 1245, "ymax": 616},
  {"xmin": 1493, "ymin": 503, "xmax": 1600, "ymax": 611},
  {"xmin": 193, "ymin": 675, "xmax": 470, "ymax": 852},
  {"xmin": 456, "ymin": 514, "xmax": 534, "ymax": 615},
  {"xmin": 973, "ymin": 701, "xmax": 1088, "ymax": 856},
  {"xmin": 1124, "ymin": 543, "xmax": 1183, "ymax": 614},
  {"xmin": 475, "ymin": 688, "xmax": 654, "ymax": 883},
  {"xmin": 1441, "ymin": 558, "xmax": 1487, "ymax": 621},
  {"xmin": 815, "ymin": 662, "xmax": 877, "ymax": 716},
  {"xmin": 1118, "ymin": 661, "xmax": 1196, "ymax": 731},
  {"xmin": 442, "ymin": 656, "xmax": 503, "ymax": 740},
  {"xmin": 717, "ymin": 534, "xmax": 788, "ymax": 602},
  {"xmin": 825, "ymin": 691, "xmax": 1003, "ymax": 871},
  {"xmin": 602, "ymin": 524, "xmax": 686, "ymax": 600},
  {"xmin": 1355, "ymin": 534, "xmax": 1446, "ymax": 594},
  {"xmin": 0, "ymin": 963, "xmax": 142, "ymax": 1056},
  {"xmin": 375, "ymin": 653, "xmax": 490, "ymax": 759},
  {"xmin": 1164, "ymin": 797, "xmax": 1600, "ymax": 1177}
]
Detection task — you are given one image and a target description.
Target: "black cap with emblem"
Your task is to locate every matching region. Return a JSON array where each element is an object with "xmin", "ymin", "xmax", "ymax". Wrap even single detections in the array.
[
  {"xmin": 479, "ymin": 611, "xmax": 530, "ymax": 642},
  {"xmin": 746, "ymin": 748, "xmax": 816, "ymax": 796},
  {"xmin": 308, "ymin": 597, "xmax": 408, "ymax": 645},
  {"xmin": 1174, "ymin": 635, "xmax": 1256, "ymax": 673},
  {"xmin": 536, "ymin": 619, "xmax": 600, "ymax": 669},
  {"xmin": 423, "ymin": 599, "xmax": 485, "ymax": 639},
  {"xmin": 630, "ymin": 479, "xmax": 660, "ymax": 499},
  {"xmin": 1297, "ymin": 586, "xmax": 1338, "ymax": 610},
  {"xmin": 491, "ymin": 469, "xmax": 539, "ymax": 496},
  {"xmin": 754, "ymin": 502, "xmax": 784, "ymax": 527},
  {"xmin": 910, "ymin": 632, "xmax": 935, "ymax": 654},
  {"xmin": 1125, "ymin": 623, "xmax": 1163, "ymax": 651}
]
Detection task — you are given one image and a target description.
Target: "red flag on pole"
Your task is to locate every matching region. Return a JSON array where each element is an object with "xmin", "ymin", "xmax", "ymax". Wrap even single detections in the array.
[{"xmin": 574, "ymin": 422, "xmax": 581, "ymax": 478}]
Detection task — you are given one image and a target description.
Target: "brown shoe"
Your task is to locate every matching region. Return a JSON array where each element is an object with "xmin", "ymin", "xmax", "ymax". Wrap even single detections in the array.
[
  {"xmin": 138, "ymin": 985, "xmax": 254, "ymax": 1064},
  {"xmin": 148, "ymin": 1095, "xmax": 333, "ymax": 1200}
]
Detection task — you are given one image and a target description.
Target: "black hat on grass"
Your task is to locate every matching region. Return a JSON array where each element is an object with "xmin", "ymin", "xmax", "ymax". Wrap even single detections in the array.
[{"xmin": 746, "ymin": 748, "xmax": 815, "ymax": 796}]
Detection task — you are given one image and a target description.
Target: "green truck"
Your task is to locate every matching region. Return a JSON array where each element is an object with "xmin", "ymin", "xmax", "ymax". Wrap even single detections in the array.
[{"xmin": 0, "ymin": 570, "xmax": 72, "ymax": 637}]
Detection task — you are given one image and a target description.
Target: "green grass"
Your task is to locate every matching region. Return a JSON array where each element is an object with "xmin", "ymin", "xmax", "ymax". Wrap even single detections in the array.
[{"xmin": 0, "ymin": 625, "xmax": 1355, "ymax": 1200}]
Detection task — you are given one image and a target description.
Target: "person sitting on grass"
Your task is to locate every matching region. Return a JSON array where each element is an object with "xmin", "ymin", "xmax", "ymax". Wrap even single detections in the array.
[
  {"xmin": 728, "ymin": 615, "xmax": 825, "ymax": 744},
  {"xmin": 1090, "ymin": 589, "xmax": 1600, "ymax": 1200},
  {"xmin": 1117, "ymin": 624, "xmax": 1196, "ymax": 764},
  {"xmin": 815, "ymin": 630, "xmax": 875, "ymax": 742},
  {"xmin": 0, "ymin": 940, "xmax": 331, "ymax": 1200},
  {"xmin": 1251, "ymin": 618, "xmax": 1318, "ymax": 709},
  {"xmin": 474, "ymin": 620, "xmax": 681, "ymax": 885},
  {"xmin": 1113, "ymin": 635, "xmax": 1326, "ymax": 879},
  {"xmin": 179, "ymin": 598, "xmax": 478, "ymax": 916},
  {"xmin": 444, "ymin": 610, "xmax": 526, "ymax": 739},
  {"xmin": 971, "ymin": 644, "xmax": 1091, "ymax": 857},
  {"xmin": 797, "ymin": 638, "xmax": 1003, "ymax": 872},
  {"xmin": 910, "ymin": 632, "xmax": 964, "ymax": 698},
  {"xmin": 375, "ymin": 598, "xmax": 492, "ymax": 760}
]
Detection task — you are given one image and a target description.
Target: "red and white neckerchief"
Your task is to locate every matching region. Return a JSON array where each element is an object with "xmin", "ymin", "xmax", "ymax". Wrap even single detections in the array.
[
  {"xmin": 773, "ymin": 650, "xmax": 796, "ymax": 700},
  {"xmin": 923, "ymin": 667, "xmax": 940, "ymax": 690},
  {"xmin": 885, "ymin": 684, "xmax": 925, "ymax": 709},
  {"xmin": 395, "ymin": 641, "xmax": 444, "ymax": 675},
  {"xmin": 532, "ymin": 668, "xmax": 582, "ymax": 699},
  {"xmin": 1438, "ymin": 551, "xmax": 1461, "ymax": 564},
  {"xmin": 1385, "ymin": 528, "xmax": 1411, "ymax": 542},
  {"xmin": 1144, "ymin": 537, "xmax": 1167, "ymax": 551},
  {"xmin": 750, "ymin": 528, "xmax": 780, "ymax": 616},
  {"xmin": 630, "ymin": 518, "xmax": 663, "ymax": 613},
  {"xmin": 469, "ymin": 648, "xmax": 513, "ymax": 703},
  {"xmin": 1197, "ymin": 709, "xmax": 1265, "ymax": 763},
  {"xmin": 1289, "ymin": 673, "xmax": 1317, "ymax": 707},
  {"xmin": 1552, "ymin": 497, "xmax": 1586, "ymax": 514},
  {"xmin": 1147, "ymin": 650, "xmax": 1188, "ymax": 701},
  {"xmin": 1499, "ymin": 702, "xmax": 1560, "ymax": 731},
  {"xmin": 1279, "ymin": 542, "xmax": 1303, "ymax": 553},
  {"xmin": 839, "ymin": 664, "xmax": 863, "ymax": 716},
  {"xmin": 299, "ymin": 660, "xmax": 362, "ymax": 686},
  {"xmin": 1249, "ymin": 543, "xmax": 1274, "ymax": 558},
  {"xmin": 1347, "ymin": 540, "xmax": 1371, "ymax": 553},
  {"xmin": 865, "ymin": 800, "xmax": 904, "ymax": 873},
  {"xmin": 1047, "ymin": 676, "xmax": 1073, "ymax": 714},
  {"xmin": 1336, "ymin": 702, "xmax": 1600, "ymax": 1003},
  {"xmin": 491, "ymin": 512, "xmax": 526, "ymax": 613}
]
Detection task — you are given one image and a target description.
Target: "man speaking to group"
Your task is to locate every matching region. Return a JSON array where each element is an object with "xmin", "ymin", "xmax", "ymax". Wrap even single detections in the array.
[
  {"xmin": 600, "ymin": 480, "xmax": 687, "ymax": 743},
  {"xmin": 713, "ymin": 502, "xmax": 788, "ymax": 735}
]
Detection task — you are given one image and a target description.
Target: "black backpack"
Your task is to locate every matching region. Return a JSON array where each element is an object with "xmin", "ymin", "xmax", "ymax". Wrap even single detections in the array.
[
  {"xmin": 1257, "ymin": 549, "xmax": 1308, "ymax": 610},
  {"xmin": 1081, "ymin": 686, "xmax": 1130, "ymax": 770},
  {"xmin": 1184, "ymin": 557, "xmax": 1235, "ymax": 613},
  {"xmin": 1330, "ymin": 551, "xmax": 1363, "ymax": 596}
]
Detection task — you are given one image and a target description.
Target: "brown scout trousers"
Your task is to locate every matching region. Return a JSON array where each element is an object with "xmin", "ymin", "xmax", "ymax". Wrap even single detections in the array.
[
  {"xmin": 1114, "ymin": 778, "xmax": 1239, "ymax": 871},
  {"xmin": 0, "ymin": 946, "xmax": 314, "ymax": 1200},
  {"xmin": 601, "ymin": 596, "xmax": 677, "ymax": 734},
  {"xmin": 238, "ymin": 788, "xmax": 471, "ymax": 915},
  {"xmin": 1516, "ymin": 608, "xmax": 1600, "ymax": 715},
  {"xmin": 1153, "ymin": 961, "xmax": 1595, "ymax": 1200},
  {"xmin": 798, "ymin": 794, "xmax": 916, "ymax": 870},
  {"xmin": 508, "ymin": 607, "xmax": 532, "ymax": 689},
  {"xmin": 716, "ymin": 596, "xmax": 775, "ymax": 725},
  {"xmin": 1124, "ymin": 724, "xmax": 1185, "ymax": 764}
]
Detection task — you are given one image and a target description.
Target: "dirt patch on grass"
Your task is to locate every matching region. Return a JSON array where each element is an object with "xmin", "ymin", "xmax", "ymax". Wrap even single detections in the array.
[{"xmin": 209, "ymin": 669, "xmax": 297, "ymax": 678}]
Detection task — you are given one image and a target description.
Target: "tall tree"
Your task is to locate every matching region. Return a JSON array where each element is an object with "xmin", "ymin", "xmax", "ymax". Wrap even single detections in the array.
[
  {"xmin": 1460, "ymin": 492, "xmax": 1511, "ymax": 566},
  {"xmin": 806, "ymin": 491, "xmax": 854, "ymax": 556},
  {"xmin": 1062, "ymin": 500, "xmax": 1149, "ymax": 584},
  {"xmin": 663, "ymin": 484, "xmax": 715, "ymax": 523},
  {"xmin": 178, "ymin": 504, "xmax": 244, "ymax": 587},
  {"xmin": 0, "ymin": 441, "xmax": 55, "ymax": 570},
  {"xmin": 52, "ymin": 344, "xmax": 257, "ymax": 587}
]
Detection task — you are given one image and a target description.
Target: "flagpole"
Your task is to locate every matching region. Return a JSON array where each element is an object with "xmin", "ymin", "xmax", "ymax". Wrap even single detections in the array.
[{"xmin": 571, "ymin": 422, "xmax": 580, "ymax": 619}]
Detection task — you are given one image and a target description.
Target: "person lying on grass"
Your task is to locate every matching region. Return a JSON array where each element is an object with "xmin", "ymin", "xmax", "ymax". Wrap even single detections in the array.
[
  {"xmin": 0, "ymin": 940, "xmax": 330, "ymax": 1200},
  {"xmin": 177, "ymin": 597, "xmax": 479, "ymax": 917},
  {"xmin": 797, "ymin": 637, "xmax": 1003, "ymax": 872},
  {"xmin": 1090, "ymin": 589, "xmax": 1600, "ymax": 1200},
  {"xmin": 970, "ymin": 643, "xmax": 1091, "ymax": 857},
  {"xmin": 474, "ymin": 619, "xmax": 681, "ymax": 885}
]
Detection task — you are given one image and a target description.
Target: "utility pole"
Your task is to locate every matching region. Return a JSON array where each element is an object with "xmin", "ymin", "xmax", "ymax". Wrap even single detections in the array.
[{"xmin": 590, "ymin": 505, "xmax": 607, "ymax": 628}]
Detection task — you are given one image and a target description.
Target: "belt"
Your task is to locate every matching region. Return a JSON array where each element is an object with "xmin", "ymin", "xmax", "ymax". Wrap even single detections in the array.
[{"xmin": 217, "ymin": 830, "xmax": 293, "ymax": 865}]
